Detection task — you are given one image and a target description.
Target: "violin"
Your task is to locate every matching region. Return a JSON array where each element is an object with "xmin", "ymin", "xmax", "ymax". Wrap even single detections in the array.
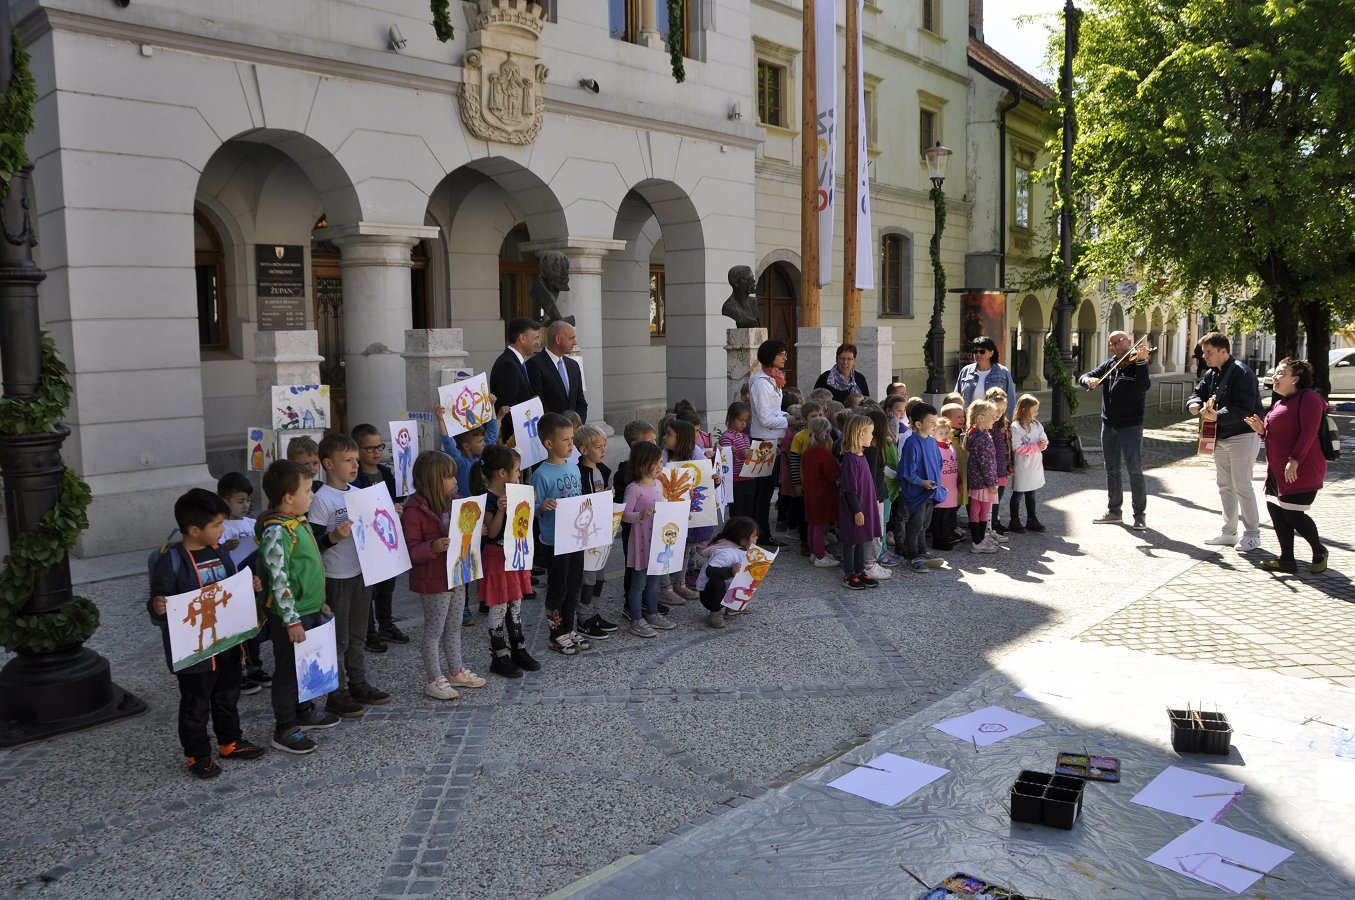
[{"xmin": 1110, "ymin": 340, "xmax": 1155, "ymax": 371}]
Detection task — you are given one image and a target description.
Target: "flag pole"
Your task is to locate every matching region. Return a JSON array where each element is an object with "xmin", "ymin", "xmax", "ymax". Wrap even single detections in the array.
[
  {"xmin": 800, "ymin": 0, "xmax": 820, "ymax": 329},
  {"xmin": 842, "ymin": 0, "xmax": 860, "ymax": 345}
]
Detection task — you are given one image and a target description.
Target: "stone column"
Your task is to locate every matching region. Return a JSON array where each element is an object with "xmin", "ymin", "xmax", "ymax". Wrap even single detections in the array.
[
  {"xmin": 853, "ymin": 325, "xmax": 895, "ymax": 399},
  {"xmin": 638, "ymin": 0, "xmax": 664, "ymax": 48},
  {"xmin": 796, "ymin": 326, "xmax": 840, "ymax": 399},
  {"xmin": 1026, "ymin": 328, "xmax": 1048, "ymax": 390},
  {"xmin": 726, "ymin": 327, "xmax": 768, "ymax": 404},
  {"xmin": 329, "ymin": 223, "xmax": 440, "ymax": 432},
  {"xmin": 523, "ymin": 238, "xmax": 626, "ymax": 432}
]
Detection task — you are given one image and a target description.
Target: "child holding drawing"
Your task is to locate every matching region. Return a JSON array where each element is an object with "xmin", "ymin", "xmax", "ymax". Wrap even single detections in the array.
[
  {"xmin": 470, "ymin": 444, "xmax": 541, "ymax": 679},
  {"xmin": 574, "ymin": 423, "xmax": 619, "ymax": 640},
  {"xmin": 351, "ymin": 423, "xmax": 408, "ymax": 654},
  {"xmin": 530, "ymin": 412, "xmax": 590, "ymax": 656},
  {"xmin": 149, "ymin": 488, "xmax": 266, "ymax": 778},
  {"xmin": 402, "ymin": 450, "xmax": 486, "ymax": 700},
  {"xmin": 621, "ymin": 440, "xmax": 675, "ymax": 639},
  {"xmin": 660, "ymin": 418, "xmax": 704, "ymax": 606},
  {"xmin": 696, "ymin": 516, "xmax": 758, "ymax": 629},
  {"xmin": 215, "ymin": 471, "xmax": 270, "ymax": 694}
]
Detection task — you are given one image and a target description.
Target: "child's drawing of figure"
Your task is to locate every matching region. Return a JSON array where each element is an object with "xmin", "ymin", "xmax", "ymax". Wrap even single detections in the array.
[
  {"xmin": 745, "ymin": 440, "xmax": 775, "ymax": 476},
  {"xmin": 395, "ymin": 426, "xmax": 414, "ymax": 495},
  {"xmin": 277, "ymin": 405, "xmax": 300, "ymax": 429},
  {"xmin": 353, "ymin": 515, "xmax": 368, "ymax": 552},
  {"xmin": 183, "ymin": 581, "xmax": 232, "ymax": 653},
  {"xmin": 655, "ymin": 522, "xmax": 680, "ymax": 571},
  {"xmin": 453, "ymin": 502, "xmax": 483, "ymax": 585},
  {"xmin": 573, "ymin": 497, "xmax": 600, "ymax": 547},
  {"xmin": 451, "ymin": 381, "xmax": 491, "ymax": 431},
  {"xmin": 301, "ymin": 408, "xmax": 316, "ymax": 429},
  {"xmin": 511, "ymin": 501, "xmax": 532, "ymax": 569}
]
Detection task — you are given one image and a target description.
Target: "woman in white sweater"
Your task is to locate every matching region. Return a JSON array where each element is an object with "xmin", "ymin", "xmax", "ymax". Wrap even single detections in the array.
[{"xmin": 747, "ymin": 340, "xmax": 789, "ymax": 548}]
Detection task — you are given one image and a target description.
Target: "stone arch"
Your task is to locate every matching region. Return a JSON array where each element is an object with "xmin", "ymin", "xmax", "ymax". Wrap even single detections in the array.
[
  {"xmin": 1108, "ymin": 301, "xmax": 1127, "ymax": 334},
  {"xmin": 756, "ymin": 248, "xmax": 803, "ymax": 279},
  {"xmin": 1075, "ymin": 295, "xmax": 1101, "ymax": 373},
  {"xmin": 1014, "ymin": 294, "xmax": 1048, "ymax": 389}
]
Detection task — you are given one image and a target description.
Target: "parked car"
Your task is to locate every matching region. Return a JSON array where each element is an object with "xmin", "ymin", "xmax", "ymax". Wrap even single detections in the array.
[{"xmin": 1261, "ymin": 348, "xmax": 1355, "ymax": 393}]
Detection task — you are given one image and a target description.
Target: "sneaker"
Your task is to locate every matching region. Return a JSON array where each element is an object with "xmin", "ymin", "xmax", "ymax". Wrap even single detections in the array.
[
  {"xmin": 646, "ymin": 613, "xmax": 678, "ymax": 630},
  {"xmin": 864, "ymin": 563, "xmax": 893, "ymax": 581},
  {"xmin": 859, "ymin": 574, "xmax": 880, "ymax": 588},
  {"xmin": 920, "ymin": 553, "xmax": 946, "ymax": 569},
  {"xmin": 448, "ymin": 668, "xmax": 487, "ymax": 688},
  {"xmin": 812, "ymin": 555, "xmax": 839, "ymax": 568},
  {"xmin": 490, "ymin": 656, "xmax": 524, "ymax": 679},
  {"xmin": 593, "ymin": 614, "xmax": 620, "ymax": 633},
  {"xmin": 629, "ymin": 619, "xmax": 658, "ymax": 639},
  {"xmin": 660, "ymin": 586, "xmax": 687, "ymax": 606},
  {"xmin": 296, "ymin": 707, "xmax": 341, "ymax": 730},
  {"xmin": 577, "ymin": 619, "xmax": 610, "ymax": 640},
  {"xmin": 907, "ymin": 559, "xmax": 930, "ymax": 573},
  {"xmin": 239, "ymin": 676, "xmax": 262, "ymax": 696},
  {"xmin": 325, "ymin": 691, "xmax": 366, "ymax": 719},
  {"xmin": 1203, "ymin": 531, "xmax": 1238, "ymax": 546},
  {"xmin": 379, "ymin": 624, "xmax": 411, "ymax": 644},
  {"xmin": 1027, "ymin": 520, "xmax": 1048, "ymax": 533},
  {"xmin": 1093, "ymin": 511, "xmax": 1123, "ymax": 525},
  {"xmin": 992, "ymin": 522, "xmax": 1009, "ymax": 535},
  {"xmin": 672, "ymin": 583, "xmax": 699, "ymax": 601},
  {"xmin": 246, "ymin": 667, "xmax": 272, "ymax": 685},
  {"xmin": 706, "ymin": 609, "xmax": 727, "ymax": 629},
  {"xmin": 186, "ymin": 755, "xmax": 222, "ymax": 779},
  {"xmin": 462, "ymin": 607, "xmax": 477, "ymax": 626},
  {"xmin": 349, "ymin": 682, "xmax": 392, "ymax": 705},
  {"xmin": 364, "ymin": 634, "xmax": 389, "ymax": 653},
  {"xmin": 270, "ymin": 728, "xmax": 316, "ymax": 755},
  {"xmin": 424, "ymin": 676, "xmax": 460, "ymax": 700},
  {"xmin": 658, "ymin": 602, "xmax": 672, "ymax": 616},
  {"xmin": 569, "ymin": 630, "xmax": 593, "ymax": 651},
  {"xmin": 876, "ymin": 551, "xmax": 903, "ymax": 567},
  {"xmin": 1235, "ymin": 535, "xmax": 1262, "ymax": 553},
  {"xmin": 549, "ymin": 633, "xmax": 578, "ymax": 655},
  {"xmin": 1131, "ymin": 515, "xmax": 1146, "ymax": 531},
  {"xmin": 1007, "ymin": 522, "xmax": 1027, "ymax": 534},
  {"xmin": 218, "ymin": 738, "xmax": 266, "ymax": 760},
  {"xmin": 843, "ymin": 575, "xmax": 867, "ymax": 591},
  {"xmin": 990, "ymin": 530, "xmax": 1009, "ymax": 544},
  {"xmin": 970, "ymin": 539, "xmax": 999, "ymax": 554}
]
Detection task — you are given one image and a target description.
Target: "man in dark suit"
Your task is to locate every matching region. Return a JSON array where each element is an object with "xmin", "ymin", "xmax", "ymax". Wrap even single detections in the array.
[
  {"xmin": 489, "ymin": 317, "xmax": 540, "ymax": 442},
  {"xmin": 527, "ymin": 320, "xmax": 588, "ymax": 422}
]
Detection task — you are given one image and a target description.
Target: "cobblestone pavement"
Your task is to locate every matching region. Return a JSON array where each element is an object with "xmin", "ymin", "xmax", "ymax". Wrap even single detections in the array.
[{"xmin": 1, "ymin": 402, "xmax": 1352, "ymax": 898}]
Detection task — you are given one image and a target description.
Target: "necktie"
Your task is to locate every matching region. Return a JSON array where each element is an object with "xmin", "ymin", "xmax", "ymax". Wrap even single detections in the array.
[
  {"xmin": 556, "ymin": 356, "xmax": 569, "ymax": 394},
  {"xmin": 520, "ymin": 358, "xmax": 530, "ymax": 384}
]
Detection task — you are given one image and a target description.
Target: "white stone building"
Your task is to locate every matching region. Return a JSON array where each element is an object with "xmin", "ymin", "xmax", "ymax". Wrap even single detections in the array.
[{"xmin": 11, "ymin": 0, "xmax": 759, "ymax": 556}]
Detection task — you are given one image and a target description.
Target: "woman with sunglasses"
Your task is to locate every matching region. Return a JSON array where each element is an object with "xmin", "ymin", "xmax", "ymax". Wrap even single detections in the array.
[{"xmin": 955, "ymin": 336, "xmax": 1016, "ymax": 419}]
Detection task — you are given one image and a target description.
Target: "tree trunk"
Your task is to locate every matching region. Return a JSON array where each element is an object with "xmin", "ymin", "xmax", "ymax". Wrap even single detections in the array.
[
  {"xmin": 1270, "ymin": 295, "xmax": 1300, "ymax": 362},
  {"xmin": 1299, "ymin": 299, "xmax": 1331, "ymax": 396}
]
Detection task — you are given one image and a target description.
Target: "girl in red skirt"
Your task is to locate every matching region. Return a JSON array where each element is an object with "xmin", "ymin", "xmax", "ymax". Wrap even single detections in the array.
[{"xmin": 471, "ymin": 444, "xmax": 541, "ymax": 678}]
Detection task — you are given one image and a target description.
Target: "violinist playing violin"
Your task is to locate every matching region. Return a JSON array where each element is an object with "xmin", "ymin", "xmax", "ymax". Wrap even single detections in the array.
[{"xmin": 1079, "ymin": 331, "xmax": 1153, "ymax": 530}]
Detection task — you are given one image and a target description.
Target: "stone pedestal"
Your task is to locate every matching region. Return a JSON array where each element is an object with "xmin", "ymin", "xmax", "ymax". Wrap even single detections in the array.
[
  {"xmin": 725, "ymin": 327, "xmax": 768, "ymax": 404},
  {"xmin": 329, "ymin": 223, "xmax": 440, "ymax": 431},
  {"xmin": 854, "ymin": 325, "xmax": 895, "ymax": 399},
  {"xmin": 796, "ymin": 326, "xmax": 840, "ymax": 399},
  {"xmin": 253, "ymin": 330, "xmax": 324, "ymax": 430},
  {"xmin": 1027, "ymin": 328, "xmax": 1049, "ymax": 390},
  {"xmin": 404, "ymin": 328, "xmax": 469, "ymax": 414}
]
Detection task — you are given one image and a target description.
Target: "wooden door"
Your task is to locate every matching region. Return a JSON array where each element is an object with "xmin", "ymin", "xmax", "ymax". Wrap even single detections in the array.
[
  {"xmin": 311, "ymin": 255, "xmax": 347, "ymax": 434},
  {"xmin": 757, "ymin": 263, "xmax": 799, "ymax": 388}
]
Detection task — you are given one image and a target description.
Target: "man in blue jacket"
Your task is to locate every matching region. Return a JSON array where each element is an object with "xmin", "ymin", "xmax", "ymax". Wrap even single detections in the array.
[{"xmin": 1080, "ymin": 331, "xmax": 1152, "ymax": 530}]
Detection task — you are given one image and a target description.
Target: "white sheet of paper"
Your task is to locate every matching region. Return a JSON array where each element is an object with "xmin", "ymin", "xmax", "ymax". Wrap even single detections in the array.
[
  {"xmin": 446, "ymin": 495, "xmax": 487, "ymax": 587},
  {"xmin": 271, "ymin": 384, "xmax": 330, "ymax": 431},
  {"xmin": 439, "ymin": 372, "xmax": 494, "ymax": 439},
  {"xmin": 721, "ymin": 545, "xmax": 778, "ymax": 611},
  {"xmin": 345, "ymin": 482, "xmax": 413, "ymax": 587},
  {"xmin": 1317, "ymin": 758, "xmax": 1355, "ymax": 807},
  {"xmin": 647, "ymin": 500, "xmax": 691, "ymax": 575},
  {"xmin": 932, "ymin": 705, "xmax": 1045, "ymax": 747},
  {"xmin": 221, "ymin": 519, "xmax": 258, "ymax": 568},
  {"xmin": 827, "ymin": 753, "xmax": 949, "ymax": 807},
  {"xmin": 1146, "ymin": 821, "xmax": 1292, "ymax": 893},
  {"xmin": 509, "ymin": 397, "xmax": 547, "ymax": 468},
  {"xmin": 584, "ymin": 502, "xmax": 625, "ymax": 573},
  {"xmin": 1131, "ymin": 766, "xmax": 1246, "ymax": 821},
  {"xmin": 276, "ymin": 429, "xmax": 324, "ymax": 461},
  {"xmin": 553, "ymin": 494, "xmax": 614, "ymax": 554},
  {"xmin": 741, "ymin": 439, "xmax": 777, "ymax": 478},
  {"xmin": 165, "ymin": 567, "xmax": 259, "ymax": 672},
  {"xmin": 388, "ymin": 420, "xmax": 420, "ymax": 498},
  {"xmin": 715, "ymin": 445, "xmax": 735, "ymax": 506},
  {"xmin": 1228, "ymin": 709, "xmax": 1304, "ymax": 745},
  {"xmin": 503, "ymin": 483, "xmax": 536, "ymax": 572},
  {"xmin": 295, "ymin": 617, "xmax": 339, "ymax": 704}
]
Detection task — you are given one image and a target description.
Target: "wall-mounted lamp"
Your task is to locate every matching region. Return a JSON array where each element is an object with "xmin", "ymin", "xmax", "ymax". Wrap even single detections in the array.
[
  {"xmin": 579, "ymin": 78, "xmax": 600, "ymax": 94},
  {"xmin": 388, "ymin": 24, "xmax": 408, "ymax": 51},
  {"xmin": 728, "ymin": 101, "xmax": 743, "ymax": 121}
]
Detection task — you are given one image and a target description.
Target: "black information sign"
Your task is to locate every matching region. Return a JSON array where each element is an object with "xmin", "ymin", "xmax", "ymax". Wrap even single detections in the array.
[{"xmin": 256, "ymin": 244, "xmax": 307, "ymax": 331}]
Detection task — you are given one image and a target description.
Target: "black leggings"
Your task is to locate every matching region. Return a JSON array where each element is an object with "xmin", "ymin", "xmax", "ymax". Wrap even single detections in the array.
[
  {"xmin": 1266, "ymin": 501, "xmax": 1325, "ymax": 562},
  {"xmin": 1008, "ymin": 490, "xmax": 1039, "ymax": 525}
]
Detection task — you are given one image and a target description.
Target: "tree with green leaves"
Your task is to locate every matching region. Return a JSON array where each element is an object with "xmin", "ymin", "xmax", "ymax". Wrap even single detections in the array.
[{"xmin": 1072, "ymin": 0, "xmax": 1355, "ymax": 393}]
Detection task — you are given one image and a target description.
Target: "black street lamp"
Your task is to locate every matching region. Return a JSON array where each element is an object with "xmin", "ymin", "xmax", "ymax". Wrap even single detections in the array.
[{"xmin": 923, "ymin": 142, "xmax": 952, "ymax": 395}]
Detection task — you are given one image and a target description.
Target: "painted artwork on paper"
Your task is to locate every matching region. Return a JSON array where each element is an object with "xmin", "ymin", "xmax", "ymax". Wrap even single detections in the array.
[
  {"xmin": 165, "ymin": 568, "xmax": 259, "ymax": 672},
  {"xmin": 388, "ymin": 420, "xmax": 420, "ymax": 497},
  {"xmin": 504, "ymin": 483, "xmax": 536, "ymax": 572},
  {"xmin": 295, "ymin": 618, "xmax": 340, "ymax": 703},
  {"xmin": 447, "ymin": 495, "xmax": 487, "ymax": 587},
  {"xmin": 272, "ymin": 384, "xmax": 330, "ymax": 431},
  {"xmin": 715, "ymin": 445, "xmax": 735, "ymax": 507},
  {"xmin": 659, "ymin": 458, "xmax": 718, "ymax": 528},
  {"xmin": 552, "ymin": 494, "xmax": 613, "ymax": 554},
  {"xmin": 647, "ymin": 500, "xmax": 691, "ymax": 576},
  {"xmin": 742, "ymin": 440, "xmax": 776, "ymax": 478},
  {"xmin": 246, "ymin": 426, "xmax": 275, "ymax": 472},
  {"xmin": 439, "ymin": 373, "xmax": 494, "ymax": 439},
  {"xmin": 584, "ymin": 502, "xmax": 626, "ymax": 573},
  {"xmin": 345, "ymin": 482, "xmax": 412, "ymax": 587},
  {"xmin": 509, "ymin": 397, "xmax": 547, "ymax": 468},
  {"xmin": 721, "ymin": 545, "xmax": 778, "ymax": 612}
]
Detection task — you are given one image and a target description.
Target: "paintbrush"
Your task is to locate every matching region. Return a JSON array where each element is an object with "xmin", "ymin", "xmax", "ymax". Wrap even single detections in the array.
[
  {"xmin": 897, "ymin": 864, "xmax": 930, "ymax": 889},
  {"xmin": 1221, "ymin": 858, "xmax": 1285, "ymax": 881},
  {"xmin": 844, "ymin": 761, "xmax": 891, "ymax": 773}
]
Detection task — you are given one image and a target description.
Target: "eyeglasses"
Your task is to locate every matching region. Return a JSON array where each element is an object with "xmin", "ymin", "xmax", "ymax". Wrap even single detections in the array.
[{"xmin": 360, "ymin": 443, "xmax": 386, "ymax": 453}]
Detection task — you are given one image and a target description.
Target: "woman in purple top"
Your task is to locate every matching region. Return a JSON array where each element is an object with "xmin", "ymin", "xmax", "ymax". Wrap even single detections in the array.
[
  {"xmin": 1243, "ymin": 357, "xmax": 1329, "ymax": 574},
  {"xmin": 838, "ymin": 415, "xmax": 881, "ymax": 590}
]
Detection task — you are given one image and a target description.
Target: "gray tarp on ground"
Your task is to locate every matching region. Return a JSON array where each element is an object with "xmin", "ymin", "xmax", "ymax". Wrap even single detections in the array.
[{"xmin": 571, "ymin": 638, "xmax": 1355, "ymax": 899}]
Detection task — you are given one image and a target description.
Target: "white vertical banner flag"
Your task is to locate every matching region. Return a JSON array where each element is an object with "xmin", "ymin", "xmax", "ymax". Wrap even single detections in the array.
[
  {"xmin": 815, "ymin": 0, "xmax": 837, "ymax": 288},
  {"xmin": 854, "ymin": 0, "xmax": 874, "ymax": 291}
]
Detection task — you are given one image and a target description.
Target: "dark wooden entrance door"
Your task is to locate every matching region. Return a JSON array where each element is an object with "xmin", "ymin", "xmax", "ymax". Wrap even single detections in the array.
[
  {"xmin": 311, "ymin": 255, "xmax": 347, "ymax": 435},
  {"xmin": 756, "ymin": 262, "xmax": 799, "ymax": 388}
]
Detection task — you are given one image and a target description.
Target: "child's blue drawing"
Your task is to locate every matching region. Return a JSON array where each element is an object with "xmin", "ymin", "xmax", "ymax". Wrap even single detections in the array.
[{"xmin": 1336, "ymin": 725, "xmax": 1355, "ymax": 759}]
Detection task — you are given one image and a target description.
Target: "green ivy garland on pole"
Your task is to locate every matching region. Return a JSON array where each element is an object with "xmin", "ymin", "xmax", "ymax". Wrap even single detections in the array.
[
  {"xmin": 1044, "ymin": 330, "xmax": 1079, "ymax": 418},
  {"xmin": 667, "ymin": 0, "xmax": 686, "ymax": 83},
  {"xmin": 923, "ymin": 184, "xmax": 947, "ymax": 382},
  {"xmin": 0, "ymin": 32, "xmax": 100, "ymax": 653},
  {"xmin": 431, "ymin": 0, "xmax": 454, "ymax": 43}
]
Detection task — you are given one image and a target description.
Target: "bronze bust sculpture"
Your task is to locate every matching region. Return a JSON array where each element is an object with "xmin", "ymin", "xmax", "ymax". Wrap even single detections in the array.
[
  {"xmin": 721, "ymin": 265, "xmax": 759, "ymax": 328},
  {"xmin": 530, "ymin": 250, "xmax": 575, "ymax": 327}
]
